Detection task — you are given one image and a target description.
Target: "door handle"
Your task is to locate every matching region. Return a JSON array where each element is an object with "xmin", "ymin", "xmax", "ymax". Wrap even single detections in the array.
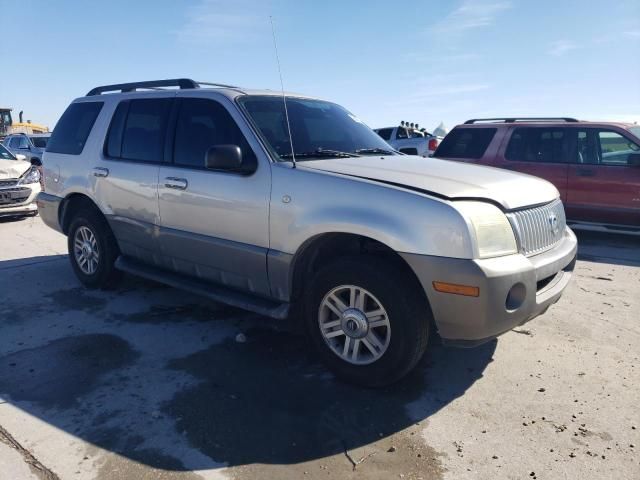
[
  {"xmin": 164, "ymin": 177, "xmax": 188, "ymax": 190},
  {"xmin": 576, "ymin": 168, "xmax": 595, "ymax": 177},
  {"xmin": 92, "ymin": 167, "xmax": 109, "ymax": 178}
]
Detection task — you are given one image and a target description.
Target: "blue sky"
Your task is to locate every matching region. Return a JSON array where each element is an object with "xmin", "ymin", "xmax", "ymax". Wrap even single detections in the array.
[{"xmin": 1, "ymin": 0, "xmax": 638, "ymax": 132}]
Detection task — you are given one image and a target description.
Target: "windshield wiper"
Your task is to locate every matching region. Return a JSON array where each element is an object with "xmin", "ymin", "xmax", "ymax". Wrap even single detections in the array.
[
  {"xmin": 355, "ymin": 147, "xmax": 397, "ymax": 155},
  {"xmin": 280, "ymin": 148, "xmax": 361, "ymax": 159}
]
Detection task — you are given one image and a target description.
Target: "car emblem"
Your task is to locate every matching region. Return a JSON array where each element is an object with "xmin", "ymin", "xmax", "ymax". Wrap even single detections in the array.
[{"xmin": 548, "ymin": 212, "xmax": 559, "ymax": 235}]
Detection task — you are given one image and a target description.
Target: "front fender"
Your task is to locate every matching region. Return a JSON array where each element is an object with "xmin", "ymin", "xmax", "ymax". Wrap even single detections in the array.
[{"xmin": 269, "ymin": 164, "xmax": 474, "ymax": 259}]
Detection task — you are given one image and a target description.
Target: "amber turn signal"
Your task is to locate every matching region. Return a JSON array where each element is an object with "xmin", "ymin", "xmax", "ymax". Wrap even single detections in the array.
[{"xmin": 432, "ymin": 281, "xmax": 480, "ymax": 297}]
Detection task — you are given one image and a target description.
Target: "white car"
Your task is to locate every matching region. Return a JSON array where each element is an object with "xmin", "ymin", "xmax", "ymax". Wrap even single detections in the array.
[
  {"xmin": 374, "ymin": 125, "xmax": 442, "ymax": 157},
  {"xmin": 0, "ymin": 142, "xmax": 41, "ymax": 217}
]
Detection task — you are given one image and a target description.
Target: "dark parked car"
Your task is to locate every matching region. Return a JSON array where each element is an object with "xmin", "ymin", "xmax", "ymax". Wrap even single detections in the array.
[{"xmin": 434, "ymin": 118, "xmax": 640, "ymax": 232}]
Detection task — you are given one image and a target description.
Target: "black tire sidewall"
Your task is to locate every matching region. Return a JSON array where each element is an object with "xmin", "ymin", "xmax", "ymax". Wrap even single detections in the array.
[
  {"xmin": 67, "ymin": 211, "xmax": 119, "ymax": 289},
  {"xmin": 305, "ymin": 256, "xmax": 429, "ymax": 387}
]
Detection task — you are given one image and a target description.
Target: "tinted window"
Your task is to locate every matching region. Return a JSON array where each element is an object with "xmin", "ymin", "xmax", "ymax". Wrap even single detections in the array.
[
  {"xmin": 31, "ymin": 137, "xmax": 49, "ymax": 148},
  {"xmin": 376, "ymin": 128, "xmax": 393, "ymax": 140},
  {"xmin": 8, "ymin": 137, "xmax": 20, "ymax": 148},
  {"xmin": 436, "ymin": 127, "xmax": 496, "ymax": 159},
  {"xmin": 396, "ymin": 127, "xmax": 408, "ymax": 139},
  {"xmin": 120, "ymin": 98, "xmax": 171, "ymax": 162},
  {"xmin": 173, "ymin": 98, "xmax": 256, "ymax": 170},
  {"xmin": 47, "ymin": 102, "xmax": 103, "ymax": 155},
  {"xmin": 105, "ymin": 101, "xmax": 129, "ymax": 158},
  {"xmin": 505, "ymin": 127, "xmax": 568, "ymax": 163},
  {"xmin": 575, "ymin": 130, "xmax": 597, "ymax": 164}
]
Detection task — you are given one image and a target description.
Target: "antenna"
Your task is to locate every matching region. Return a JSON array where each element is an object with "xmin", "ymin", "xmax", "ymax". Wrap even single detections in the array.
[{"xmin": 270, "ymin": 16, "xmax": 296, "ymax": 168}]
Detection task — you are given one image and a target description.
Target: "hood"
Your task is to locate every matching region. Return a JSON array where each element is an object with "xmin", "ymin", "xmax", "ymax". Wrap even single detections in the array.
[
  {"xmin": 0, "ymin": 158, "xmax": 32, "ymax": 180},
  {"xmin": 300, "ymin": 155, "xmax": 559, "ymax": 210}
]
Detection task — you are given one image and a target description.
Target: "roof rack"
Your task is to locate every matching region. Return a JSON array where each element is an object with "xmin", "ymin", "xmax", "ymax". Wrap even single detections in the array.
[
  {"xmin": 86, "ymin": 78, "xmax": 239, "ymax": 96},
  {"xmin": 464, "ymin": 117, "xmax": 578, "ymax": 124}
]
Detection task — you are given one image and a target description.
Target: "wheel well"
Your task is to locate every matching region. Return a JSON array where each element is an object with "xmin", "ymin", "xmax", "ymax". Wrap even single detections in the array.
[
  {"xmin": 290, "ymin": 233, "xmax": 427, "ymax": 305},
  {"xmin": 59, "ymin": 193, "xmax": 103, "ymax": 234}
]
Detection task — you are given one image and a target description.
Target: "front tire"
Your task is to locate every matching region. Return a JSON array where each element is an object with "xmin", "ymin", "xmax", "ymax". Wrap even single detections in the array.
[
  {"xmin": 305, "ymin": 256, "xmax": 430, "ymax": 387},
  {"xmin": 67, "ymin": 209, "xmax": 121, "ymax": 289}
]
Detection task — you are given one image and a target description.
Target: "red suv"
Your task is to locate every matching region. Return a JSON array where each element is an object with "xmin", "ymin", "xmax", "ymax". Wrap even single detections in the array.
[{"xmin": 434, "ymin": 118, "xmax": 640, "ymax": 232}]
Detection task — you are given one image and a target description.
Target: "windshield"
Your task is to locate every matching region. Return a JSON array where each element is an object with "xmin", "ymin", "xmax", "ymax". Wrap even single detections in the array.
[
  {"xmin": 0, "ymin": 143, "xmax": 16, "ymax": 160},
  {"xmin": 628, "ymin": 126, "xmax": 640, "ymax": 140},
  {"xmin": 31, "ymin": 136, "xmax": 49, "ymax": 148},
  {"xmin": 239, "ymin": 96, "xmax": 396, "ymax": 160}
]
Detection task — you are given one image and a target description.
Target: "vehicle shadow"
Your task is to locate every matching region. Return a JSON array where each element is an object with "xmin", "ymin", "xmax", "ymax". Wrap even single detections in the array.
[
  {"xmin": 163, "ymin": 329, "xmax": 495, "ymax": 468},
  {"xmin": 0, "ymin": 215, "xmax": 29, "ymax": 224},
  {"xmin": 0, "ymin": 255, "xmax": 495, "ymax": 474},
  {"xmin": 574, "ymin": 229, "xmax": 640, "ymax": 267}
]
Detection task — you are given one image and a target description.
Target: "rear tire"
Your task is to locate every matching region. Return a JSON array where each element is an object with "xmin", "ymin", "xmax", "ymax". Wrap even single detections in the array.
[
  {"xmin": 67, "ymin": 208, "xmax": 122, "ymax": 289},
  {"xmin": 305, "ymin": 256, "xmax": 430, "ymax": 387}
]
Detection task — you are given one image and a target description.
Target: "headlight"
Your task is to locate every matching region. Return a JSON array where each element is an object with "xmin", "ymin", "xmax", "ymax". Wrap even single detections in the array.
[
  {"xmin": 18, "ymin": 167, "xmax": 41, "ymax": 185},
  {"xmin": 455, "ymin": 201, "xmax": 518, "ymax": 258}
]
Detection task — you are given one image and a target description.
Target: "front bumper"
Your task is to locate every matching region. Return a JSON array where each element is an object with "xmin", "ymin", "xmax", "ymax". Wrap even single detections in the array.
[
  {"xmin": 0, "ymin": 183, "xmax": 40, "ymax": 216},
  {"xmin": 401, "ymin": 227, "xmax": 577, "ymax": 346}
]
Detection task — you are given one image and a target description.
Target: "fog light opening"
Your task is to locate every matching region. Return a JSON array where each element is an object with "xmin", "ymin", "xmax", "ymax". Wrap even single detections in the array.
[{"xmin": 506, "ymin": 283, "xmax": 526, "ymax": 311}]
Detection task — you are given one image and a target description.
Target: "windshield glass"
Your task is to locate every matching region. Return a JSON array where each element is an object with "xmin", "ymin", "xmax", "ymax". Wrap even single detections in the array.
[
  {"xmin": 0, "ymin": 143, "xmax": 16, "ymax": 160},
  {"xmin": 31, "ymin": 136, "xmax": 49, "ymax": 148},
  {"xmin": 628, "ymin": 126, "xmax": 640, "ymax": 140},
  {"xmin": 239, "ymin": 96, "xmax": 396, "ymax": 160}
]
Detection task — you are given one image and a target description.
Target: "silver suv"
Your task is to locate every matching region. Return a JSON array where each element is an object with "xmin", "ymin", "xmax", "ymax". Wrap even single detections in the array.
[{"xmin": 37, "ymin": 79, "xmax": 577, "ymax": 386}]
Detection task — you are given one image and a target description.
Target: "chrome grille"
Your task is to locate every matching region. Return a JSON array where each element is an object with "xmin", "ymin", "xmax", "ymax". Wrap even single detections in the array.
[{"xmin": 507, "ymin": 199, "xmax": 566, "ymax": 256}]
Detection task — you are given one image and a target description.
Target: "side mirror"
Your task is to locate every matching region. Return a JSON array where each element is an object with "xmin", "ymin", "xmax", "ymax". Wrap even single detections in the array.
[
  {"xmin": 15, "ymin": 154, "xmax": 27, "ymax": 161},
  {"xmin": 628, "ymin": 153, "xmax": 640, "ymax": 166},
  {"xmin": 205, "ymin": 145, "xmax": 243, "ymax": 171}
]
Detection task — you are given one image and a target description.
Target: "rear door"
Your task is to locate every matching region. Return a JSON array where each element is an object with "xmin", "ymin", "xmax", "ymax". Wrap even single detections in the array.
[
  {"xmin": 493, "ymin": 127, "xmax": 570, "ymax": 202},
  {"xmin": 566, "ymin": 128, "xmax": 640, "ymax": 226},
  {"xmin": 94, "ymin": 95, "xmax": 173, "ymax": 265}
]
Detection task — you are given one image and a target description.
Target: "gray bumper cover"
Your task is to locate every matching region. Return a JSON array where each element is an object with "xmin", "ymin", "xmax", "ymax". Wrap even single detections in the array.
[
  {"xmin": 36, "ymin": 192, "xmax": 64, "ymax": 233},
  {"xmin": 401, "ymin": 227, "xmax": 578, "ymax": 345}
]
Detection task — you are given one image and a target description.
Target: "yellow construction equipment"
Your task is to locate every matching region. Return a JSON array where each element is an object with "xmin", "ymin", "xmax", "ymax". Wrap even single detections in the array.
[{"xmin": 0, "ymin": 108, "xmax": 49, "ymax": 138}]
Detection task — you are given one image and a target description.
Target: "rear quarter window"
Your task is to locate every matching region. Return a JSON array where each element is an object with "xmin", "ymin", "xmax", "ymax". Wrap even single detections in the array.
[
  {"xmin": 435, "ymin": 127, "xmax": 496, "ymax": 159},
  {"xmin": 47, "ymin": 102, "xmax": 104, "ymax": 155}
]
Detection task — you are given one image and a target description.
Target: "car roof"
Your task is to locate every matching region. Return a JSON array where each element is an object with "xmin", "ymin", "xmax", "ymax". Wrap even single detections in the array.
[
  {"xmin": 7, "ymin": 132, "xmax": 51, "ymax": 137},
  {"xmin": 76, "ymin": 86, "xmax": 321, "ymax": 103},
  {"xmin": 454, "ymin": 120, "xmax": 636, "ymax": 129}
]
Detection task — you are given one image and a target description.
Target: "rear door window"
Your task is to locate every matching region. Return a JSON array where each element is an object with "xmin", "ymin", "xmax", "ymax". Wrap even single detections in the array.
[
  {"xmin": 120, "ymin": 98, "xmax": 172, "ymax": 162},
  {"xmin": 505, "ymin": 127, "xmax": 568, "ymax": 163},
  {"xmin": 47, "ymin": 102, "xmax": 104, "ymax": 155},
  {"xmin": 435, "ymin": 127, "xmax": 496, "ymax": 159}
]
